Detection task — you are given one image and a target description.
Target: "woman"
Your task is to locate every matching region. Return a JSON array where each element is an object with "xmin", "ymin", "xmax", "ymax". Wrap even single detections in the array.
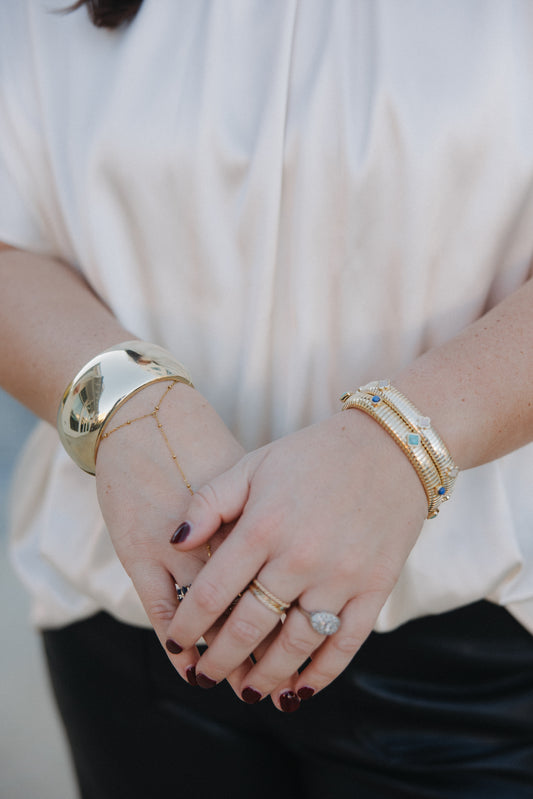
[{"xmin": 2, "ymin": 1, "xmax": 533, "ymax": 796}]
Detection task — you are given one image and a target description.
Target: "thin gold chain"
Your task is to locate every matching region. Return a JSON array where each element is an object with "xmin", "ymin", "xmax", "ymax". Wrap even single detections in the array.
[{"xmin": 101, "ymin": 380, "xmax": 211, "ymax": 557}]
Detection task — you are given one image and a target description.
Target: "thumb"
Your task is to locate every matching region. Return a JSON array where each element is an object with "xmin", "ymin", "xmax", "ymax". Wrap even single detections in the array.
[{"xmin": 169, "ymin": 457, "xmax": 252, "ymax": 550}]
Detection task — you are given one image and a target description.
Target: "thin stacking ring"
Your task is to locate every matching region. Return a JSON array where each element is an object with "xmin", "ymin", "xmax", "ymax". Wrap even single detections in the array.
[
  {"xmin": 248, "ymin": 579, "xmax": 291, "ymax": 616},
  {"xmin": 297, "ymin": 606, "xmax": 341, "ymax": 636}
]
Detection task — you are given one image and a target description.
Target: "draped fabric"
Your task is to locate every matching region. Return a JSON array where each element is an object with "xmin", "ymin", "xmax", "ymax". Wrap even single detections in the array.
[{"xmin": 2, "ymin": 0, "xmax": 533, "ymax": 631}]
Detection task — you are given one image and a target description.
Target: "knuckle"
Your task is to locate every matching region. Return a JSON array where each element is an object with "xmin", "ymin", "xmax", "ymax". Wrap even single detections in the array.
[
  {"xmin": 191, "ymin": 483, "xmax": 218, "ymax": 512},
  {"xmin": 247, "ymin": 518, "xmax": 275, "ymax": 549},
  {"xmin": 284, "ymin": 547, "xmax": 318, "ymax": 576},
  {"xmin": 304, "ymin": 661, "xmax": 336, "ymax": 684},
  {"xmin": 332, "ymin": 632, "xmax": 363, "ymax": 656},
  {"xmin": 194, "ymin": 577, "xmax": 226, "ymax": 615},
  {"xmin": 279, "ymin": 631, "xmax": 313, "ymax": 659},
  {"xmin": 145, "ymin": 597, "xmax": 176, "ymax": 624},
  {"xmin": 226, "ymin": 616, "xmax": 264, "ymax": 648},
  {"xmin": 336, "ymin": 560, "xmax": 357, "ymax": 584},
  {"xmin": 371, "ymin": 562, "xmax": 399, "ymax": 593},
  {"xmin": 120, "ymin": 549, "xmax": 151, "ymax": 577}
]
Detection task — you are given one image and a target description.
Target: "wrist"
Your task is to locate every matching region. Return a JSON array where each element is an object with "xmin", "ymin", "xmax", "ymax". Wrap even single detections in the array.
[
  {"xmin": 57, "ymin": 340, "xmax": 194, "ymax": 474},
  {"xmin": 339, "ymin": 379, "xmax": 458, "ymax": 519},
  {"xmin": 331, "ymin": 409, "xmax": 428, "ymax": 521},
  {"xmin": 392, "ymin": 365, "xmax": 468, "ymax": 470}
]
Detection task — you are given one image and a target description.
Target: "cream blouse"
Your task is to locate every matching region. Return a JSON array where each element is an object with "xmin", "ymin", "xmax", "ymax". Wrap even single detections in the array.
[{"xmin": 2, "ymin": 0, "xmax": 533, "ymax": 632}]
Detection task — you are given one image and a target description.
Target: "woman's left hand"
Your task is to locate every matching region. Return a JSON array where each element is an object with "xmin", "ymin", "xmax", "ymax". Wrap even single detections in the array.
[{"xmin": 165, "ymin": 408, "xmax": 428, "ymax": 710}]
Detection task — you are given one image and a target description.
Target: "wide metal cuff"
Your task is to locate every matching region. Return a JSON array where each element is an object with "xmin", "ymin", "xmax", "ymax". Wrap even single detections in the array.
[{"xmin": 57, "ymin": 340, "xmax": 193, "ymax": 475}]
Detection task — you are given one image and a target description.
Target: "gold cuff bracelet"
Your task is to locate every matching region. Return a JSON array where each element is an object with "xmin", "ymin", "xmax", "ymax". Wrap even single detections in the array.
[{"xmin": 57, "ymin": 340, "xmax": 194, "ymax": 475}]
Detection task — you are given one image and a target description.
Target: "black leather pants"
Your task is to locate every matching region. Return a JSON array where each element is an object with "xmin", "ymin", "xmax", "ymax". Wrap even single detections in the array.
[{"xmin": 42, "ymin": 601, "xmax": 533, "ymax": 799}]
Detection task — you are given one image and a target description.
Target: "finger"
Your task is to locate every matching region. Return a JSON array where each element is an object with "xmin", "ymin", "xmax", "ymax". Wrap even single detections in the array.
[
  {"xmin": 165, "ymin": 515, "xmax": 274, "ymax": 654},
  {"xmin": 293, "ymin": 590, "xmax": 386, "ymax": 701},
  {"xmin": 191, "ymin": 559, "xmax": 354, "ymax": 697},
  {"xmin": 178, "ymin": 626, "xmax": 278, "ymax": 695},
  {"xmin": 223, "ymin": 620, "xmax": 280, "ymax": 699},
  {"xmin": 250, "ymin": 628, "xmax": 309, "ymax": 713},
  {"xmin": 257, "ymin": 630, "xmax": 311, "ymax": 713},
  {"xmin": 251, "ymin": 623, "xmax": 283, "ymax": 665},
  {"xmin": 236, "ymin": 624, "xmax": 304, "ymax": 707},
  {"xmin": 170, "ymin": 456, "xmax": 255, "ymax": 550},
  {"xmin": 199, "ymin": 616, "xmax": 256, "ymax": 692},
  {"xmin": 189, "ymin": 586, "xmax": 291, "ymax": 690},
  {"xmin": 183, "ymin": 585, "xmax": 285, "ymax": 690},
  {"xmin": 269, "ymin": 675, "xmax": 302, "ymax": 713},
  {"xmin": 127, "ymin": 558, "xmax": 200, "ymax": 677},
  {"xmin": 224, "ymin": 596, "xmax": 337, "ymax": 702}
]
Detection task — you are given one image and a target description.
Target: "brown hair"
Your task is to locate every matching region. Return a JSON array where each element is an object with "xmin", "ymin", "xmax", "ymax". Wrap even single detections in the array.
[{"xmin": 66, "ymin": 0, "xmax": 143, "ymax": 28}]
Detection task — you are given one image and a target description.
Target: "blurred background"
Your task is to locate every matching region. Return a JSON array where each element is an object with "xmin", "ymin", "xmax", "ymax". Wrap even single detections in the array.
[{"xmin": 0, "ymin": 388, "xmax": 77, "ymax": 798}]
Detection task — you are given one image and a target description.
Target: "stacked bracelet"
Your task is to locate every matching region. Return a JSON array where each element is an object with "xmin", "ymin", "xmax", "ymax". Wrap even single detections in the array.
[
  {"xmin": 340, "ymin": 380, "xmax": 458, "ymax": 519},
  {"xmin": 57, "ymin": 340, "xmax": 194, "ymax": 475}
]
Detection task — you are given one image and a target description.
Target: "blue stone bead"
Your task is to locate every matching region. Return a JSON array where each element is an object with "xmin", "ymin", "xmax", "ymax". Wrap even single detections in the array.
[
  {"xmin": 372, "ymin": 395, "xmax": 381, "ymax": 403},
  {"xmin": 438, "ymin": 486, "xmax": 446, "ymax": 495}
]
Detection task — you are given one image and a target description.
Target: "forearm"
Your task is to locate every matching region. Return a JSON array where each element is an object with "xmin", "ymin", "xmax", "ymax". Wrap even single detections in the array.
[
  {"xmin": 394, "ymin": 276, "xmax": 533, "ymax": 470},
  {"xmin": 0, "ymin": 245, "xmax": 133, "ymax": 424}
]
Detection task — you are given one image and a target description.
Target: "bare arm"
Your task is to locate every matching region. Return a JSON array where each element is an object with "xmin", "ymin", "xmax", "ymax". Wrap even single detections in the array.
[
  {"xmin": 0, "ymin": 242, "xmax": 253, "ymax": 688},
  {"xmin": 165, "ymin": 275, "xmax": 533, "ymax": 708},
  {"xmin": 0, "ymin": 244, "xmax": 132, "ymax": 423},
  {"xmin": 395, "ymin": 276, "xmax": 533, "ymax": 469}
]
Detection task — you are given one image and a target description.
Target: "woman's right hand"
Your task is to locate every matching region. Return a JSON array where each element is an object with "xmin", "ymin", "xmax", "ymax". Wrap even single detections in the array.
[{"xmin": 94, "ymin": 380, "xmax": 251, "ymax": 687}]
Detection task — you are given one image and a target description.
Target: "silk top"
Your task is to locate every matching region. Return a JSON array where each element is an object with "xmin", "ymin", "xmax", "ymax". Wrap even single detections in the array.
[{"xmin": 2, "ymin": 0, "xmax": 533, "ymax": 632}]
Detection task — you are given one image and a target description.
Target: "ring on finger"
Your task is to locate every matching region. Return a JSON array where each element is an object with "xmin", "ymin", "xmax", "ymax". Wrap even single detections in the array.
[
  {"xmin": 248, "ymin": 578, "xmax": 291, "ymax": 616},
  {"xmin": 296, "ymin": 605, "xmax": 341, "ymax": 635},
  {"xmin": 175, "ymin": 583, "xmax": 191, "ymax": 602}
]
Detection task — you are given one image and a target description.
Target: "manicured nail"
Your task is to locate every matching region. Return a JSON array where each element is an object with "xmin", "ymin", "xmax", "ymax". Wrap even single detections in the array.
[
  {"xmin": 170, "ymin": 522, "xmax": 191, "ymax": 544},
  {"xmin": 297, "ymin": 686, "xmax": 315, "ymax": 701},
  {"xmin": 279, "ymin": 690, "xmax": 300, "ymax": 713},
  {"xmin": 165, "ymin": 638, "xmax": 183, "ymax": 655},
  {"xmin": 196, "ymin": 672, "xmax": 217, "ymax": 690},
  {"xmin": 242, "ymin": 686, "xmax": 262, "ymax": 704},
  {"xmin": 186, "ymin": 665, "xmax": 197, "ymax": 686}
]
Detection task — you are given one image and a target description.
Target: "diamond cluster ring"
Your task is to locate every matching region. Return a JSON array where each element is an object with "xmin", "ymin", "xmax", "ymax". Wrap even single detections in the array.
[{"xmin": 297, "ymin": 606, "xmax": 341, "ymax": 636}]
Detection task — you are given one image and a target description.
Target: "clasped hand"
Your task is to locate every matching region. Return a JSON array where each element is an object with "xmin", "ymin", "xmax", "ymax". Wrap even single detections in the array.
[{"xmin": 165, "ymin": 409, "xmax": 427, "ymax": 710}]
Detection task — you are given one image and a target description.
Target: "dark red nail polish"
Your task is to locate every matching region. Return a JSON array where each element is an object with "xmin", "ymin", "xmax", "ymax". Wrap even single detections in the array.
[
  {"xmin": 170, "ymin": 522, "xmax": 191, "ymax": 544},
  {"xmin": 186, "ymin": 665, "xmax": 197, "ymax": 686},
  {"xmin": 166, "ymin": 638, "xmax": 183, "ymax": 655},
  {"xmin": 196, "ymin": 672, "xmax": 217, "ymax": 690},
  {"xmin": 279, "ymin": 690, "xmax": 300, "ymax": 713},
  {"xmin": 242, "ymin": 686, "xmax": 262, "ymax": 704},
  {"xmin": 297, "ymin": 686, "xmax": 315, "ymax": 701}
]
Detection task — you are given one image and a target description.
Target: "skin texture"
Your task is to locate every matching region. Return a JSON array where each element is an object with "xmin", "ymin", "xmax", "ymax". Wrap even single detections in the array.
[
  {"xmin": 0, "ymin": 244, "xmax": 261, "ymax": 690},
  {"xmin": 93, "ymin": 380, "xmax": 255, "ymax": 688},
  {"xmin": 165, "ymin": 275, "xmax": 533, "ymax": 707},
  {"xmin": 2, "ymin": 242, "xmax": 533, "ymax": 709}
]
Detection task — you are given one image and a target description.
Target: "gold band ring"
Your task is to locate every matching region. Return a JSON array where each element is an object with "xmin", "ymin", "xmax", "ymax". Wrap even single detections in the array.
[{"xmin": 247, "ymin": 579, "xmax": 291, "ymax": 616}]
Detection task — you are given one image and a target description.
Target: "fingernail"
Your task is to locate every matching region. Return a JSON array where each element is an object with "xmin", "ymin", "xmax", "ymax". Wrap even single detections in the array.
[
  {"xmin": 186, "ymin": 665, "xmax": 197, "ymax": 686},
  {"xmin": 196, "ymin": 672, "xmax": 217, "ymax": 690},
  {"xmin": 165, "ymin": 638, "xmax": 183, "ymax": 655},
  {"xmin": 170, "ymin": 522, "xmax": 191, "ymax": 544},
  {"xmin": 242, "ymin": 686, "xmax": 262, "ymax": 704},
  {"xmin": 279, "ymin": 690, "xmax": 300, "ymax": 713},
  {"xmin": 297, "ymin": 686, "xmax": 315, "ymax": 701}
]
